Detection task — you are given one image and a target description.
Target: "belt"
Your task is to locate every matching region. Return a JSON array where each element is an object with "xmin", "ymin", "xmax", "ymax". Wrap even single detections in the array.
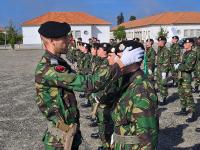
[{"xmin": 113, "ymin": 133, "xmax": 140, "ymax": 145}]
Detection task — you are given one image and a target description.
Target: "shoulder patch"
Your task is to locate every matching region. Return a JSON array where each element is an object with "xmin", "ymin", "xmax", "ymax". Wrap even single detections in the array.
[
  {"xmin": 50, "ymin": 58, "xmax": 58, "ymax": 65},
  {"xmin": 54, "ymin": 65, "xmax": 66, "ymax": 73}
]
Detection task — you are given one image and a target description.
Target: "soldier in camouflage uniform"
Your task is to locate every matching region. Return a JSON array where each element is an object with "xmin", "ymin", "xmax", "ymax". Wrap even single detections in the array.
[
  {"xmin": 174, "ymin": 38, "xmax": 197, "ymax": 122},
  {"xmin": 156, "ymin": 36, "xmax": 170, "ymax": 105},
  {"xmin": 111, "ymin": 41, "xmax": 158, "ymax": 150},
  {"xmin": 169, "ymin": 36, "xmax": 181, "ymax": 86},
  {"xmin": 193, "ymin": 37, "xmax": 200, "ymax": 93},
  {"xmin": 144, "ymin": 39, "xmax": 156, "ymax": 82},
  {"xmin": 35, "ymin": 21, "xmax": 140, "ymax": 150}
]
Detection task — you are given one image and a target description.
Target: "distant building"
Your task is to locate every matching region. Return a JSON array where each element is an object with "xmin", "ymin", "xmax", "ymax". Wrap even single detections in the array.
[
  {"xmin": 0, "ymin": 27, "xmax": 4, "ymax": 33},
  {"xmin": 111, "ymin": 12, "xmax": 200, "ymax": 42},
  {"xmin": 22, "ymin": 12, "xmax": 111, "ymax": 44}
]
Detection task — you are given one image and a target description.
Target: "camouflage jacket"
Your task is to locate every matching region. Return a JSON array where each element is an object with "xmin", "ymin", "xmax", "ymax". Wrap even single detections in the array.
[
  {"xmin": 112, "ymin": 70, "xmax": 158, "ymax": 150},
  {"xmin": 66, "ymin": 48, "xmax": 92, "ymax": 74},
  {"xmin": 35, "ymin": 51, "xmax": 120, "ymax": 143},
  {"xmin": 170, "ymin": 43, "xmax": 181, "ymax": 64},
  {"xmin": 145, "ymin": 47, "xmax": 156, "ymax": 71},
  {"xmin": 194, "ymin": 46, "xmax": 200, "ymax": 76},
  {"xmin": 178, "ymin": 50, "xmax": 197, "ymax": 82},
  {"xmin": 156, "ymin": 46, "xmax": 170, "ymax": 72}
]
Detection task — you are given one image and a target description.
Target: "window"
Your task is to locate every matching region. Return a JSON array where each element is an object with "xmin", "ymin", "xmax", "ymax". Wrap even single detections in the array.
[
  {"xmin": 184, "ymin": 30, "xmax": 189, "ymax": 37},
  {"xmin": 75, "ymin": 31, "xmax": 81, "ymax": 38}
]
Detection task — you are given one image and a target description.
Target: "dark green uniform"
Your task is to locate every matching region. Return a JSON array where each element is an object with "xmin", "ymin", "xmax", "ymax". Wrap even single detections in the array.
[
  {"xmin": 177, "ymin": 50, "xmax": 197, "ymax": 112},
  {"xmin": 193, "ymin": 46, "xmax": 200, "ymax": 90},
  {"xmin": 170, "ymin": 43, "xmax": 181, "ymax": 83},
  {"xmin": 156, "ymin": 46, "xmax": 170, "ymax": 99},
  {"xmin": 112, "ymin": 70, "xmax": 158, "ymax": 150},
  {"xmin": 145, "ymin": 47, "xmax": 156, "ymax": 81},
  {"xmin": 35, "ymin": 51, "xmax": 120, "ymax": 150}
]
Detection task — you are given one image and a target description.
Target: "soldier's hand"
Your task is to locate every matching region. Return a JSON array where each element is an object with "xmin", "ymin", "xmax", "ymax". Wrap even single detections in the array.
[{"xmin": 120, "ymin": 47, "xmax": 144, "ymax": 66}]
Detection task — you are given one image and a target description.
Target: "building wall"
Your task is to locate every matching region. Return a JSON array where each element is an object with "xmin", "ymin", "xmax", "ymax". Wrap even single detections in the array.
[
  {"xmin": 124, "ymin": 24, "xmax": 200, "ymax": 42},
  {"xmin": 22, "ymin": 25, "xmax": 110, "ymax": 44},
  {"xmin": 92, "ymin": 25, "xmax": 110, "ymax": 43},
  {"xmin": 22, "ymin": 26, "xmax": 41, "ymax": 44}
]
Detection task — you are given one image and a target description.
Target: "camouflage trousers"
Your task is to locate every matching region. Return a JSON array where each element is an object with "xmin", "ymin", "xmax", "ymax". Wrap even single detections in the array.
[
  {"xmin": 170, "ymin": 65, "xmax": 179, "ymax": 83},
  {"xmin": 43, "ymin": 130, "xmax": 81, "ymax": 150},
  {"xmin": 193, "ymin": 71, "xmax": 200, "ymax": 87},
  {"xmin": 97, "ymin": 104, "xmax": 114, "ymax": 149},
  {"xmin": 156, "ymin": 70, "xmax": 168, "ymax": 98},
  {"xmin": 178, "ymin": 80, "xmax": 196, "ymax": 112}
]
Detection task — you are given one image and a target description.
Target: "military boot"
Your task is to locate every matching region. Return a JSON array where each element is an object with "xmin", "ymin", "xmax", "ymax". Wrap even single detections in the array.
[
  {"xmin": 174, "ymin": 108, "xmax": 188, "ymax": 116},
  {"xmin": 89, "ymin": 119, "xmax": 98, "ymax": 127},
  {"xmin": 91, "ymin": 132, "xmax": 100, "ymax": 139},
  {"xmin": 159, "ymin": 97, "xmax": 166, "ymax": 106},
  {"xmin": 81, "ymin": 100, "xmax": 91, "ymax": 108},
  {"xmin": 195, "ymin": 128, "xmax": 200, "ymax": 132},
  {"xmin": 192, "ymin": 86, "xmax": 199, "ymax": 93},
  {"xmin": 79, "ymin": 93, "xmax": 86, "ymax": 98},
  {"xmin": 186, "ymin": 112, "xmax": 197, "ymax": 123}
]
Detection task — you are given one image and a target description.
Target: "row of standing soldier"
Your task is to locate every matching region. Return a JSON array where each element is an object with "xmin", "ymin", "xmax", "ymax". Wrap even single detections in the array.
[{"xmin": 72, "ymin": 35, "xmax": 200, "ymax": 149}]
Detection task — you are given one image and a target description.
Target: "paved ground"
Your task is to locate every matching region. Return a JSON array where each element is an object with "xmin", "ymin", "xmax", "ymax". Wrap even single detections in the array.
[{"xmin": 0, "ymin": 49, "xmax": 199, "ymax": 150}]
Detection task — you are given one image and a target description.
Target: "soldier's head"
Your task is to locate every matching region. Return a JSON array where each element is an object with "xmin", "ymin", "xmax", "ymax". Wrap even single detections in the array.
[
  {"xmin": 157, "ymin": 36, "xmax": 167, "ymax": 47},
  {"xmin": 133, "ymin": 38, "xmax": 140, "ymax": 42},
  {"xmin": 91, "ymin": 43, "xmax": 100, "ymax": 56},
  {"xmin": 172, "ymin": 36, "xmax": 179, "ymax": 44},
  {"xmin": 79, "ymin": 42, "xmax": 91, "ymax": 54},
  {"xmin": 146, "ymin": 39, "xmax": 154, "ymax": 48},
  {"xmin": 108, "ymin": 40, "xmax": 144, "ymax": 73},
  {"xmin": 184, "ymin": 38, "xmax": 194, "ymax": 51},
  {"xmin": 38, "ymin": 21, "xmax": 71, "ymax": 54},
  {"xmin": 197, "ymin": 36, "xmax": 200, "ymax": 46},
  {"xmin": 77, "ymin": 37, "xmax": 82, "ymax": 42},
  {"xmin": 97, "ymin": 43, "xmax": 111, "ymax": 58},
  {"xmin": 89, "ymin": 38, "xmax": 93, "ymax": 44}
]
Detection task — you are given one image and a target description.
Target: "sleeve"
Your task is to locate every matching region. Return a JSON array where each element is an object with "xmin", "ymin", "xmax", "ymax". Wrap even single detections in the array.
[
  {"xmin": 39, "ymin": 63, "xmax": 121, "ymax": 93},
  {"xmin": 178, "ymin": 51, "xmax": 197, "ymax": 72}
]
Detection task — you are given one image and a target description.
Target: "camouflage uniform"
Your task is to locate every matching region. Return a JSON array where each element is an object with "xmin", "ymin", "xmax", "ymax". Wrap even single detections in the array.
[
  {"xmin": 145, "ymin": 47, "xmax": 156, "ymax": 81},
  {"xmin": 177, "ymin": 50, "xmax": 197, "ymax": 112},
  {"xmin": 35, "ymin": 51, "xmax": 120, "ymax": 150},
  {"xmin": 193, "ymin": 46, "xmax": 200, "ymax": 90},
  {"xmin": 170, "ymin": 43, "xmax": 181, "ymax": 83},
  {"xmin": 156, "ymin": 46, "xmax": 170, "ymax": 99},
  {"xmin": 112, "ymin": 70, "xmax": 158, "ymax": 150}
]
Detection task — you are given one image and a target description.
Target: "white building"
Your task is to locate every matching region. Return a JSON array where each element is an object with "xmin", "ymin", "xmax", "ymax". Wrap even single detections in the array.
[
  {"xmin": 22, "ymin": 12, "xmax": 111, "ymax": 44},
  {"xmin": 111, "ymin": 12, "xmax": 200, "ymax": 42}
]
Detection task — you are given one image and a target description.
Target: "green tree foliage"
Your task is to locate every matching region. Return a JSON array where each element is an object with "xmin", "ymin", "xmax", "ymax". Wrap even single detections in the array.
[
  {"xmin": 117, "ymin": 12, "xmax": 124, "ymax": 25},
  {"xmin": 5, "ymin": 21, "xmax": 23, "ymax": 49},
  {"xmin": 129, "ymin": 16, "xmax": 136, "ymax": 21},
  {"xmin": 113, "ymin": 26, "xmax": 126, "ymax": 41},
  {"xmin": 157, "ymin": 26, "xmax": 168, "ymax": 38}
]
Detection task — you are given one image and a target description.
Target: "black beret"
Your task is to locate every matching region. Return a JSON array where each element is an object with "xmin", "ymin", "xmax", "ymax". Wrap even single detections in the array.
[
  {"xmin": 92, "ymin": 43, "xmax": 100, "ymax": 49},
  {"xmin": 38, "ymin": 21, "xmax": 71, "ymax": 38},
  {"xmin": 111, "ymin": 40, "xmax": 144, "ymax": 54},
  {"xmin": 133, "ymin": 38, "xmax": 140, "ymax": 42},
  {"xmin": 172, "ymin": 36, "xmax": 179, "ymax": 40},
  {"xmin": 184, "ymin": 38, "xmax": 194, "ymax": 44},
  {"xmin": 157, "ymin": 36, "xmax": 167, "ymax": 42},
  {"xmin": 146, "ymin": 39, "xmax": 154, "ymax": 44},
  {"xmin": 82, "ymin": 42, "xmax": 92, "ymax": 50},
  {"xmin": 99, "ymin": 43, "xmax": 112, "ymax": 53}
]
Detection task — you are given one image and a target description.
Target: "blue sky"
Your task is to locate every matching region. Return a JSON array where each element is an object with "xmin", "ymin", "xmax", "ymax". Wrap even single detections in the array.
[{"xmin": 1, "ymin": 0, "xmax": 200, "ymax": 29}]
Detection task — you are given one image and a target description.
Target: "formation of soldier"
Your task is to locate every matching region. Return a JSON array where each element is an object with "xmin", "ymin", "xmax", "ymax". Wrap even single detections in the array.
[{"xmin": 34, "ymin": 21, "xmax": 200, "ymax": 150}]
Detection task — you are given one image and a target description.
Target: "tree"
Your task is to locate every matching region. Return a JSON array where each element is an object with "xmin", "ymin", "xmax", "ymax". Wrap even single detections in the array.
[
  {"xmin": 6, "ymin": 21, "xmax": 23, "ymax": 49},
  {"xmin": 157, "ymin": 26, "xmax": 169, "ymax": 38},
  {"xmin": 117, "ymin": 12, "xmax": 124, "ymax": 25},
  {"xmin": 113, "ymin": 26, "xmax": 126, "ymax": 41},
  {"xmin": 129, "ymin": 16, "xmax": 136, "ymax": 21}
]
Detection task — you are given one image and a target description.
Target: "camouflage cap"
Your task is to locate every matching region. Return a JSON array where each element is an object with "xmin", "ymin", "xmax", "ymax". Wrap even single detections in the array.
[{"xmin": 82, "ymin": 42, "xmax": 92, "ymax": 50}]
